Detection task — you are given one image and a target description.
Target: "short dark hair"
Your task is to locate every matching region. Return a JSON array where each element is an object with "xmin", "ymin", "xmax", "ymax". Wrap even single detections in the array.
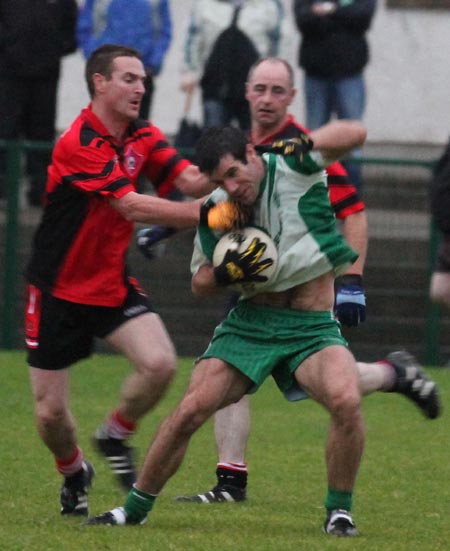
[
  {"xmin": 85, "ymin": 44, "xmax": 142, "ymax": 98},
  {"xmin": 247, "ymin": 57, "xmax": 295, "ymax": 88},
  {"xmin": 196, "ymin": 126, "xmax": 249, "ymax": 174}
]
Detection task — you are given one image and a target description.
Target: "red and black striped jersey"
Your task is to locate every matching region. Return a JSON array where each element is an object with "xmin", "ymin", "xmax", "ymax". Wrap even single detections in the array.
[
  {"xmin": 251, "ymin": 115, "xmax": 365, "ymax": 219},
  {"xmin": 26, "ymin": 106, "xmax": 190, "ymax": 306}
]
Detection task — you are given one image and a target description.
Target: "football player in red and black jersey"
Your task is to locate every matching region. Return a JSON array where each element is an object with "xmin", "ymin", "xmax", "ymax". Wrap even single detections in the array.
[{"xmin": 24, "ymin": 44, "xmax": 212, "ymax": 517}]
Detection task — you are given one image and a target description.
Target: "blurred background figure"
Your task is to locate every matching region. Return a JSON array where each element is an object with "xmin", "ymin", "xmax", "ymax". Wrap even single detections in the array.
[
  {"xmin": 0, "ymin": 0, "xmax": 78, "ymax": 207},
  {"xmin": 429, "ymin": 136, "xmax": 450, "ymax": 312},
  {"xmin": 293, "ymin": 0, "xmax": 376, "ymax": 191},
  {"xmin": 181, "ymin": 0, "xmax": 287, "ymax": 131},
  {"xmin": 77, "ymin": 0, "xmax": 172, "ymax": 120}
]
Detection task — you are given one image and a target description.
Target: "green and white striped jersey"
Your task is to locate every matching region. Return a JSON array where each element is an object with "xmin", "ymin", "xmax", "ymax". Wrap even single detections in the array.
[{"xmin": 191, "ymin": 151, "xmax": 358, "ymax": 298}]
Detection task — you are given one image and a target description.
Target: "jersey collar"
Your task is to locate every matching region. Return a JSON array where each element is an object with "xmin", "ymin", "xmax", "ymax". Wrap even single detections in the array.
[
  {"xmin": 81, "ymin": 105, "xmax": 114, "ymax": 139},
  {"xmin": 252, "ymin": 115, "xmax": 308, "ymax": 146}
]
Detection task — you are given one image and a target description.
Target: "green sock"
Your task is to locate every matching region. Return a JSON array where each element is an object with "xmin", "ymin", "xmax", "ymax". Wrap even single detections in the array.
[
  {"xmin": 325, "ymin": 487, "xmax": 353, "ymax": 512},
  {"xmin": 124, "ymin": 486, "xmax": 156, "ymax": 523}
]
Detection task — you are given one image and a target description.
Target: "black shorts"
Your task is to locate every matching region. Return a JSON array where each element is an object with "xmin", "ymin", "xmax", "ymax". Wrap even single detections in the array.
[
  {"xmin": 435, "ymin": 235, "xmax": 450, "ymax": 272},
  {"xmin": 25, "ymin": 280, "xmax": 155, "ymax": 370}
]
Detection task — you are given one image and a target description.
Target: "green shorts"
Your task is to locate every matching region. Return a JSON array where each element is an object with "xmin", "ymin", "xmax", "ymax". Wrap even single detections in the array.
[{"xmin": 199, "ymin": 300, "xmax": 348, "ymax": 401}]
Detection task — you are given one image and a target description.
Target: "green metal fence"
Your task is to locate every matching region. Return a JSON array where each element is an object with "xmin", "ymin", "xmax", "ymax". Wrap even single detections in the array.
[
  {"xmin": 1, "ymin": 140, "xmax": 53, "ymax": 351},
  {"xmin": 349, "ymin": 155, "xmax": 440, "ymax": 365},
  {"xmin": 0, "ymin": 139, "xmax": 442, "ymax": 364}
]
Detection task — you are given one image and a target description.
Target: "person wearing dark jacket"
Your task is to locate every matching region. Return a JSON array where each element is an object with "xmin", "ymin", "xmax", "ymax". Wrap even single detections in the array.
[
  {"xmin": 0, "ymin": 0, "xmax": 78, "ymax": 206},
  {"xmin": 293, "ymin": 0, "xmax": 376, "ymax": 189}
]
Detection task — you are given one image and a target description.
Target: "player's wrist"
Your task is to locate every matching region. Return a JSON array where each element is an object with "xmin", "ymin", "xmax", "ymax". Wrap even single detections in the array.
[
  {"xmin": 335, "ymin": 274, "xmax": 363, "ymax": 288},
  {"xmin": 334, "ymin": 274, "xmax": 366, "ymax": 327}
]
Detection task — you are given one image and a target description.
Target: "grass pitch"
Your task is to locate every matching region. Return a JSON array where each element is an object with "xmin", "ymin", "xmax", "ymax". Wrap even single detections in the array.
[{"xmin": 0, "ymin": 350, "xmax": 448, "ymax": 551}]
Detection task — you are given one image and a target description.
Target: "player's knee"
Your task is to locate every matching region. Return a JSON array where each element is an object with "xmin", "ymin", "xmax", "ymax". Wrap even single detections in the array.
[
  {"xmin": 328, "ymin": 386, "xmax": 362, "ymax": 425},
  {"xmin": 176, "ymin": 395, "xmax": 216, "ymax": 435},
  {"xmin": 138, "ymin": 350, "xmax": 177, "ymax": 385},
  {"xmin": 35, "ymin": 400, "xmax": 67, "ymax": 432}
]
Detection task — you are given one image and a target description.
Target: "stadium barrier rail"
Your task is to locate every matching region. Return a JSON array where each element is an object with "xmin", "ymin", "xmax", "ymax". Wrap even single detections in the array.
[{"xmin": 0, "ymin": 140, "xmax": 441, "ymax": 364}]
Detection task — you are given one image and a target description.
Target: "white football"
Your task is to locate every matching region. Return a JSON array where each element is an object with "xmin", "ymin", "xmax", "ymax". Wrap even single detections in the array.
[{"xmin": 212, "ymin": 227, "xmax": 278, "ymax": 294}]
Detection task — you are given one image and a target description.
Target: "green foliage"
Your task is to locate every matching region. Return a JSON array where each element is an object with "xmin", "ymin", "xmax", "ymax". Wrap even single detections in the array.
[{"xmin": 0, "ymin": 350, "xmax": 448, "ymax": 550}]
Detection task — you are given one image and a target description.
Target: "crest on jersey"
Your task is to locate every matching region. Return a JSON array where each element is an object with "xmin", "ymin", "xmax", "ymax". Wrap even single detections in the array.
[{"xmin": 124, "ymin": 146, "xmax": 144, "ymax": 177}]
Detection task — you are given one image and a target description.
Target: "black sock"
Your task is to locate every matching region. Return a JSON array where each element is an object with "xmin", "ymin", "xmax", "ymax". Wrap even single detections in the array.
[{"xmin": 216, "ymin": 467, "xmax": 247, "ymax": 489}]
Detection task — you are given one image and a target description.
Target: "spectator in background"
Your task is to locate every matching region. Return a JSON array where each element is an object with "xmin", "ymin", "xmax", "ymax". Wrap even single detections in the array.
[
  {"xmin": 77, "ymin": 0, "xmax": 172, "ymax": 120},
  {"xmin": 293, "ymin": 0, "xmax": 376, "ymax": 190},
  {"xmin": 429, "ymin": 137, "xmax": 450, "ymax": 312},
  {"xmin": 181, "ymin": 0, "xmax": 287, "ymax": 131},
  {"xmin": 0, "ymin": 0, "xmax": 78, "ymax": 206}
]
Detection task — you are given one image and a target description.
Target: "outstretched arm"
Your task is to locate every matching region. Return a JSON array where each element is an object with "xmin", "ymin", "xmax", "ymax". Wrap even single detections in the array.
[
  {"xmin": 310, "ymin": 120, "xmax": 367, "ymax": 165},
  {"xmin": 111, "ymin": 192, "xmax": 202, "ymax": 228}
]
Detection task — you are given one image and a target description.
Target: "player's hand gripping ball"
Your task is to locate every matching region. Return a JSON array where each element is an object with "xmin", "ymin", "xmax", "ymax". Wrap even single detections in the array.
[
  {"xmin": 200, "ymin": 200, "xmax": 252, "ymax": 231},
  {"xmin": 213, "ymin": 227, "xmax": 278, "ymax": 293}
]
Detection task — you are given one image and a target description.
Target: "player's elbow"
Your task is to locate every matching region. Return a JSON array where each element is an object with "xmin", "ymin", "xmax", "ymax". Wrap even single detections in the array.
[
  {"xmin": 191, "ymin": 279, "xmax": 213, "ymax": 297},
  {"xmin": 191, "ymin": 281, "xmax": 204, "ymax": 296},
  {"xmin": 337, "ymin": 120, "xmax": 367, "ymax": 149},
  {"xmin": 352, "ymin": 122, "xmax": 367, "ymax": 148},
  {"xmin": 110, "ymin": 193, "xmax": 138, "ymax": 221},
  {"xmin": 191, "ymin": 267, "xmax": 219, "ymax": 297}
]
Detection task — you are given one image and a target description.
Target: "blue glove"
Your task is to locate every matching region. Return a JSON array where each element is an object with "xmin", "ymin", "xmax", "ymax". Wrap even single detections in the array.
[
  {"xmin": 334, "ymin": 274, "xmax": 366, "ymax": 327},
  {"xmin": 136, "ymin": 226, "xmax": 176, "ymax": 260}
]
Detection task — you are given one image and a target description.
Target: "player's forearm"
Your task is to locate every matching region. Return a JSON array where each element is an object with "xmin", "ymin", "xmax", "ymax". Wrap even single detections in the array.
[
  {"xmin": 310, "ymin": 121, "xmax": 367, "ymax": 164},
  {"xmin": 112, "ymin": 192, "xmax": 201, "ymax": 229},
  {"xmin": 342, "ymin": 210, "xmax": 368, "ymax": 276}
]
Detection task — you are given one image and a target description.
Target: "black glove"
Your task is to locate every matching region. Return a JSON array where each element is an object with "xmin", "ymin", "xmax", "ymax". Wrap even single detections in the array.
[
  {"xmin": 136, "ymin": 226, "xmax": 176, "ymax": 260},
  {"xmin": 255, "ymin": 135, "xmax": 314, "ymax": 163},
  {"xmin": 334, "ymin": 274, "xmax": 366, "ymax": 327},
  {"xmin": 214, "ymin": 237, "xmax": 275, "ymax": 286}
]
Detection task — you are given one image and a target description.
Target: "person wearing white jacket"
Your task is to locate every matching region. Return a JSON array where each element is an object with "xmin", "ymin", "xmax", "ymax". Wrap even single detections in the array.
[{"xmin": 181, "ymin": 0, "xmax": 288, "ymax": 130}]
